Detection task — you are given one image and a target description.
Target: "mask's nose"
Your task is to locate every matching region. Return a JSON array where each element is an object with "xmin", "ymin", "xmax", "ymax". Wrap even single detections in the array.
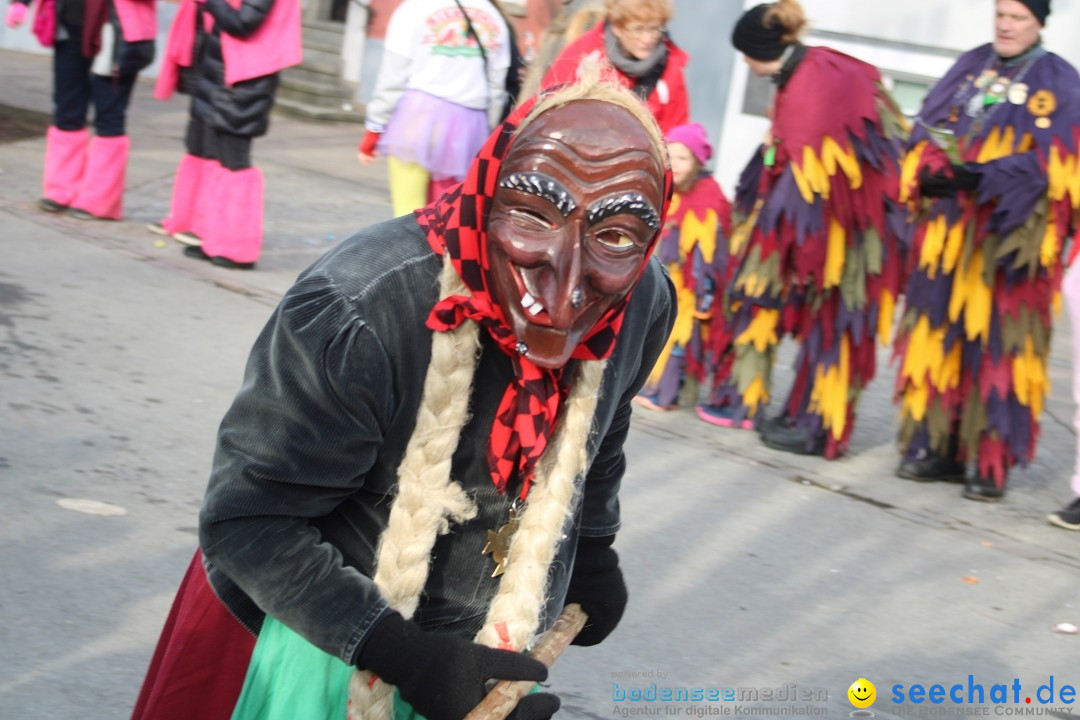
[{"xmin": 541, "ymin": 224, "xmax": 584, "ymax": 329}]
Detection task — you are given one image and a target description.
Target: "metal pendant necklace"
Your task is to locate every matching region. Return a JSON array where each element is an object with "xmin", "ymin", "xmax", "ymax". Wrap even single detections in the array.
[{"xmin": 482, "ymin": 492, "xmax": 529, "ymax": 578}]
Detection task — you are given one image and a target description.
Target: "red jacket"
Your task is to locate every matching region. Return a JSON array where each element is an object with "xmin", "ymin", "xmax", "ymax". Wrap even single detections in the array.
[{"xmin": 541, "ymin": 23, "xmax": 689, "ymax": 132}]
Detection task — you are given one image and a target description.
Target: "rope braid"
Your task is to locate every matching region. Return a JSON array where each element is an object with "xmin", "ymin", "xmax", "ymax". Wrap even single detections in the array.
[
  {"xmin": 348, "ymin": 255, "xmax": 482, "ymax": 720},
  {"xmin": 473, "ymin": 359, "xmax": 606, "ymax": 651},
  {"xmin": 347, "ymin": 258, "xmax": 607, "ymax": 719}
]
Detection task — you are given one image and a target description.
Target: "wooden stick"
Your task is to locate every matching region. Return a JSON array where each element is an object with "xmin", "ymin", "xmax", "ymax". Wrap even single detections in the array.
[{"xmin": 464, "ymin": 604, "xmax": 588, "ymax": 720}]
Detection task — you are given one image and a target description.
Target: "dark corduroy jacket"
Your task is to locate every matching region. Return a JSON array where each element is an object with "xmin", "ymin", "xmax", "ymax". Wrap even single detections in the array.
[{"xmin": 198, "ymin": 215, "xmax": 677, "ymax": 665}]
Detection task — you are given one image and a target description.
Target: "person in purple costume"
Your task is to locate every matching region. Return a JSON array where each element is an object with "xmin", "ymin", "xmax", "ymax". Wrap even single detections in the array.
[{"xmin": 893, "ymin": 0, "xmax": 1080, "ymax": 502}]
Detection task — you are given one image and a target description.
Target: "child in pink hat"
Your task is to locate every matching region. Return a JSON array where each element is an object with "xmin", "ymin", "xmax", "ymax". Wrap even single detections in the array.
[{"xmin": 634, "ymin": 123, "xmax": 735, "ymax": 416}]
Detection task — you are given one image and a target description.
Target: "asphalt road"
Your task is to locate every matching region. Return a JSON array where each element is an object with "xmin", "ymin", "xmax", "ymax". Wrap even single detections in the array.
[{"xmin": 2, "ymin": 48, "xmax": 1079, "ymax": 720}]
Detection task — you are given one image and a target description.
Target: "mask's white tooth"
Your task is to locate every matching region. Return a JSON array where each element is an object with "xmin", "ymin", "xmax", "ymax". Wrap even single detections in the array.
[
  {"xmin": 527, "ymin": 302, "xmax": 544, "ymax": 316},
  {"xmin": 521, "ymin": 292, "xmax": 535, "ymax": 309},
  {"xmin": 520, "ymin": 269, "xmax": 541, "ymax": 300}
]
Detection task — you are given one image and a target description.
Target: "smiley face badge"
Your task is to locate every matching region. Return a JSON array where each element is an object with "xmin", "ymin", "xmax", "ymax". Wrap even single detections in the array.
[{"xmin": 848, "ymin": 678, "xmax": 877, "ymax": 717}]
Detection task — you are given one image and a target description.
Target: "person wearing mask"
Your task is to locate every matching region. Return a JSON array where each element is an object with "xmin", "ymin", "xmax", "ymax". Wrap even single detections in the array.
[
  {"xmin": 635, "ymin": 122, "xmax": 731, "ymax": 413},
  {"xmin": 148, "ymin": 0, "xmax": 302, "ymax": 270},
  {"xmin": 130, "ymin": 69, "xmax": 675, "ymax": 720},
  {"xmin": 695, "ymin": 0, "xmax": 909, "ymax": 459},
  {"xmin": 357, "ymin": 0, "xmax": 511, "ymax": 219},
  {"xmin": 541, "ymin": 0, "xmax": 688, "ymax": 132},
  {"xmin": 5, "ymin": 0, "xmax": 155, "ymax": 220},
  {"xmin": 893, "ymin": 0, "xmax": 1080, "ymax": 502}
]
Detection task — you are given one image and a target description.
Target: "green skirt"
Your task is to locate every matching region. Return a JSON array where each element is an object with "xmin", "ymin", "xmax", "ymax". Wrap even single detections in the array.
[{"xmin": 231, "ymin": 616, "xmax": 420, "ymax": 720}]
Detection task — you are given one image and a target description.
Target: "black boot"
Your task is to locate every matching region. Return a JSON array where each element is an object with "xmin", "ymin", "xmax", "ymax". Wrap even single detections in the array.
[
  {"xmin": 897, "ymin": 435, "xmax": 964, "ymax": 482},
  {"xmin": 756, "ymin": 413, "xmax": 789, "ymax": 435},
  {"xmin": 760, "ymin": 420, "xmax": 825, "ymax": 456},
  {"xmin": 962, "ymin": 472, "xmax": 1006, "ymax": 502},
  {"xmin": 897, "ymin": 454, "xmax": 966, "ymax": 482}
]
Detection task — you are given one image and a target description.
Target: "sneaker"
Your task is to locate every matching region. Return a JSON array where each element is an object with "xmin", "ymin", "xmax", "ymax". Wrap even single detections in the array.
[
  {"xmin": 149, "ymin": 221, "xmax": 202, "ymax": 247},
  {"xmin": 1047, "ymin": 497, "xmax": 1080, "ymax": 530},
  {"xmin": 172, "ymin": 231, "xmax": 202, "ymax": 247},
  {"xmin": 632, "ymin": 393, "xmax": 670, "ymax": 412},
  {"xmin": 696, "ymin": 404, "xmax": 754, "ymax": 430}
]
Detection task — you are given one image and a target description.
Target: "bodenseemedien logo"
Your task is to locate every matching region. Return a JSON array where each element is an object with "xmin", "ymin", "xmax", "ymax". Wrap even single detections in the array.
[{"xmin": 849, "ymin": 678, "xmax": 877, "ymax": 717}]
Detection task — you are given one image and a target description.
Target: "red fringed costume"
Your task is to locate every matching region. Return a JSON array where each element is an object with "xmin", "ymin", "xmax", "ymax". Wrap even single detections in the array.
[
  {"xmin": 642, "ymin": 173, "xmax": 732, "ymax": 408},
  {"xmin": 706, "ymin": 45, "xmax": 909, "ymax": 457}
]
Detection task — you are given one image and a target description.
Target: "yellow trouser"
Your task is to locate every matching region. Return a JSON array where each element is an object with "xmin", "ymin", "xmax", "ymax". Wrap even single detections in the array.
[{"xmin": 387, "ymin": 156, "xmax": 430, "ymax": 218}]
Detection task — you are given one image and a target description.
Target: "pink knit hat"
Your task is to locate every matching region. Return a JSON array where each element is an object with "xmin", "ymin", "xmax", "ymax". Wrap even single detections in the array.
[{"xmin": 665, "ymin": 123, "xmax": 712, "ymax": 166}]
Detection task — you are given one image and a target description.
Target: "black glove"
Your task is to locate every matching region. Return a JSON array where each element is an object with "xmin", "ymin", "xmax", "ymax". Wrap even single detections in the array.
[
  {"xmin": 919, "ymin": 164, "xmax": 981, "ymax": 197},
  {"xmin": 949, "ymin": 163, "xmax": 981, "ymax": 192},
  {"xmin": 357, "ymin": 611, "xmax": 560, "ymax": 720},
  {"xmin": 919, "ymin": 166, "xmax": 956, "ymax": 197},
  {"xmin": 564, "ymin": 534, "xmax": 627, "ymax": 647}
]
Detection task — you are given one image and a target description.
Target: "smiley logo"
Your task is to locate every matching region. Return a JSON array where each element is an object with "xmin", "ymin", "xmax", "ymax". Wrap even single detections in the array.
[{"xmin": 848, "ymin": 678, "xmax": 877, "ymax": 709}]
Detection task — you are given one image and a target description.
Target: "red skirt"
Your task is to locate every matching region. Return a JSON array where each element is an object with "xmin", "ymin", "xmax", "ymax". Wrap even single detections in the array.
[{"xmin": 130, "ymin": 550, "xmax": 258, "ymax": 720}]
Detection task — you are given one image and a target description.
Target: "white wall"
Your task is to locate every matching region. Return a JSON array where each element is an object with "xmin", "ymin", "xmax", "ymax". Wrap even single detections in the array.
[
  {"xmin": 713, "ymin": 0, "xmax": 1080, "ymax": 196},
  {"xmin": 807, "ymin": 0, "xmax": 1080, "ymax": 68}
]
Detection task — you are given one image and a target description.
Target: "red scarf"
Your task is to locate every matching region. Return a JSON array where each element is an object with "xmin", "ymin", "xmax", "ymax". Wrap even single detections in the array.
[{"xmin": 416, "ymin": 101, "xmax": 671, "ymax": 495}]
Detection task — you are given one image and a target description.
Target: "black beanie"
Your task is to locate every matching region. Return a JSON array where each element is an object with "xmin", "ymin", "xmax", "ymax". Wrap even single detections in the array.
[
  {"xmin": 732, "ymin": 4, "xmax": 787, "ymax": 61},
  {"xmin": 1016, "ymin": 0, "xmax": 1050, "ymax": 25}
]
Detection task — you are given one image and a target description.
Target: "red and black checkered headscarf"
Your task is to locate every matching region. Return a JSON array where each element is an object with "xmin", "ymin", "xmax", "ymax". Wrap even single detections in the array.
[{"xmin": 416, "ymin": 99, "xmax": 672, "ymax": 496}]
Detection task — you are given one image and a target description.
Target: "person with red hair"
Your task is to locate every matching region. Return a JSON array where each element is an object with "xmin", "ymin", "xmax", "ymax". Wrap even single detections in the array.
[{"xmin": 541, "ymin": 0, "xmax": 688, "ymax": 131}]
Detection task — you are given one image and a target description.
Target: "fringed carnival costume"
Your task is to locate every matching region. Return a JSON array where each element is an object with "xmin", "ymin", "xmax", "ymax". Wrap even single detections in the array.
[
  {"xmin": 643, "ymin": 173, "xmax": 732, "ymax": 409},
  {"xmin": 894, "ymin": 42, "xmax": 1080, "ymax": 489},
  {"xmin": 707, "ymin": 45, "xmax": 909, "ymax": 457}
]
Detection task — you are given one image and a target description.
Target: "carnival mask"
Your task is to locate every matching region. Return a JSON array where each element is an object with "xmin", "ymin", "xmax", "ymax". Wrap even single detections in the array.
[{"xmin": 486, "ymin": 100, "xmax": 666, "ymax": 368}]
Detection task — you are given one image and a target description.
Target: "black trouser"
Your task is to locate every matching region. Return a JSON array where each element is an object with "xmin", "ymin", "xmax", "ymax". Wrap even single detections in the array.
[
  {"xmin": 52, "ymin": 22, "xmax": 137, "ymax": 136},
  {"xmin": 184, "ymin": 117, "xmax": 252, "ymax": 170}
]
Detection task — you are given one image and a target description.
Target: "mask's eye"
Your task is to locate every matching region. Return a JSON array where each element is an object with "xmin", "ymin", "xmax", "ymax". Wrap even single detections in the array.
[
  {"xmin": 594, "ymin": 229, "xmax": 636, "ymax": 250},
  {"xmin": 509, "ymin": 208, "xmax": 554, "ymax": 230}
]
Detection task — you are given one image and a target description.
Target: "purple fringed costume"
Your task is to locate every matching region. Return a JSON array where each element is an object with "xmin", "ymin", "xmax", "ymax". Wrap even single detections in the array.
[{"xmin": 894, "ymin": 42, "xmax": 1080, "ymax": 487}]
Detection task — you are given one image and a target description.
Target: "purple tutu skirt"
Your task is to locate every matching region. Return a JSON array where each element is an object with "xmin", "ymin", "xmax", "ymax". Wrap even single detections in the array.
[{"xmin": 379, "ymin": 89, "xmax": 490, "ymax": 181}]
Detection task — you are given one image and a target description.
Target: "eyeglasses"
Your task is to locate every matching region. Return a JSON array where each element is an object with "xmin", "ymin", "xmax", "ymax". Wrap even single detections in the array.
[{"xmin": 622, "ymin": 24, "xmax": 665, "ymax": 38}]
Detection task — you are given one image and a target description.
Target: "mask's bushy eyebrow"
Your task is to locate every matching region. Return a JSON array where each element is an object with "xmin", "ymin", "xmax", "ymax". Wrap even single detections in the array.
[
  {"xmin": 587, "ymin": 193, "xmax": 661, "ymax": 230},
  {"xmin": 497, "ymin": 172, "xmax": 577, "ymax": 217}
]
